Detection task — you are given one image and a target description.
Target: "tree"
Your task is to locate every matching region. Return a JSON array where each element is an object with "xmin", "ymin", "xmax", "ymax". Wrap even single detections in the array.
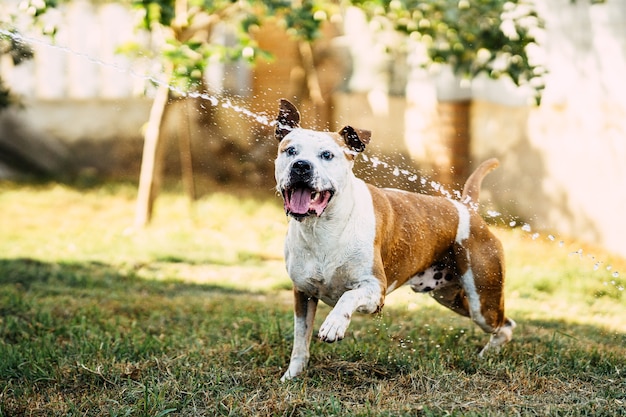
[
  {"xmin": 127, "ymin": 0, "xmax": 334, "ymax": 227},
  {"xmin": 13, "ymin": 0, "xmax": 333, "ymax": 225},
  {"xmin": 350, "ymin": 0, "xmax": 544, "ymax": 187}
]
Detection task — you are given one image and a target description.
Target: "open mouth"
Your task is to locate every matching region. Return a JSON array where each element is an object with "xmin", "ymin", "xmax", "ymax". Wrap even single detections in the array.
[{"xmin": 282, "ymin": 184, "xmax": 334, "ymax": 219}]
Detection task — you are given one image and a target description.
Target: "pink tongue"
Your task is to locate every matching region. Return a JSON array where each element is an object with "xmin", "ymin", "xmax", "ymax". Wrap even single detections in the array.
[{"xmin": 290, "ymin": 188, "xmax": 312, "ymax": 214}]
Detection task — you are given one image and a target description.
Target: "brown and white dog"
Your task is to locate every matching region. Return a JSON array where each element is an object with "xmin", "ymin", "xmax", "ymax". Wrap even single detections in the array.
[{"xmin": 274, "ymin": 99, "xmax": 515, "ymax": 381}]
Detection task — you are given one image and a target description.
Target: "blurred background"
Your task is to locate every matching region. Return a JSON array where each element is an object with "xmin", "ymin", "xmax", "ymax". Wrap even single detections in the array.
[{"xmin": 1, "ymin": 0, "xmax": 625, "ymax": 258}]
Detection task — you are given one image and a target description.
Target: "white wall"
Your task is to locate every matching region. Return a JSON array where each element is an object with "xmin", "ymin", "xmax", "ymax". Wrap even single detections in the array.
[
  {"xmin": 0, "ymin": 0, "xmax": 153, "ymax": 177},
  {"xmin": 479, "ymin": 0, "xmax": 626, "ymax": 259},
  {"xmin": 3, "ymin": 0, "xmax": 147, "ymax": 100}
]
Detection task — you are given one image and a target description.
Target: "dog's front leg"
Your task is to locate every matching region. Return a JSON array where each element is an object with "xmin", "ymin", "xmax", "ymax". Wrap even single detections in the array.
[
  {"xmin": 282, "ymin": 289, "xmax": 318, "ymax": 381},
  {"xmin": 318, "ymin": 281, "xmax": 383, "ymax": 343}
]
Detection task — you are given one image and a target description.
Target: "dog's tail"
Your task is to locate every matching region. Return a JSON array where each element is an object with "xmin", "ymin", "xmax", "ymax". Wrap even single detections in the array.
[{"xmin": 461, "ymin": 158, "xmax": 499, "ymax": 204}]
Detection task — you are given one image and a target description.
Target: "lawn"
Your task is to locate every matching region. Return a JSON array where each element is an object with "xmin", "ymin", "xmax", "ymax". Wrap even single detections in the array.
[{"xmin": 0, "ymin": 181, "xmax": 625, "ymax": 416}]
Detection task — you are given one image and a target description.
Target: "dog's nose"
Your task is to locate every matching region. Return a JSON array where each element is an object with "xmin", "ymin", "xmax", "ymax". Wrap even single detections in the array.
[{"xmin": 292, "ymin": 160, "xmax": 313, "ymax": 176}]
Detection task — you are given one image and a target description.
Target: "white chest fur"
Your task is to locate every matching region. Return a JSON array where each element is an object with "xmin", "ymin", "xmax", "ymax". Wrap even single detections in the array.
[{"xmin": 284, "ymin": 178, "xmax": 377, "ymax": 306}]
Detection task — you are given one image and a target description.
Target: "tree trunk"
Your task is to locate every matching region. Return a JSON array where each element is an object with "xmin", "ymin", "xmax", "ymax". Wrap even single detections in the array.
[
  {"xmin": 298, "ymin": 41, "xmax": 326, "ymax": 129},
  {"xmin": 134, "ymin": 68, "xmax": 172, "ymax": 228},
  {"xmin": 178, "ymin": 98, "xmax": 196, "ymax": 203},
  {"xmin": 435, "ymin": 99, "xmax": 471, "ymax": 191}
]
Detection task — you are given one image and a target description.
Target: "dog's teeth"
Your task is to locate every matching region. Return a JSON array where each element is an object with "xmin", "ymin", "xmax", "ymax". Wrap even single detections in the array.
[{"xmin": 312, "ymin": 192, "xmax": 319, "ymax": 200}]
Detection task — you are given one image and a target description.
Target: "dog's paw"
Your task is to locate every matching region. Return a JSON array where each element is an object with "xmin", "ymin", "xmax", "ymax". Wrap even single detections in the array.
[
  {"xmin": 478, "ymin": 318, "xmax": 516, "ymax": 357},
  {"xmin": 318, "ymin": 312, "xmax": 351, "ymax": 343},
  {"xmin": 280, "ymin": 369, "xmax": 298, "ymax": 382},
  {"xmin": 281, "ymin": 359, "xmax": 306, "ymax": 381}
]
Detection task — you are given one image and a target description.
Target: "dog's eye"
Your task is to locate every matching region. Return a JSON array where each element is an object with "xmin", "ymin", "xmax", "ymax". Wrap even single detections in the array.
[
  {"xmin": 320, "ymin": 150, "xmax": 334, "ymax": 161},
  {"xmin": 285, "ymin": 146, "xmax": 297, "ymax": 156}
]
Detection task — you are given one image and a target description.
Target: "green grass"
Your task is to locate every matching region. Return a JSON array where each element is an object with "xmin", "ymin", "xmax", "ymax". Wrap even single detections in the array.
[{"xmin": 1, "ymin": 181, "xmax": 625, "ymax": 416}]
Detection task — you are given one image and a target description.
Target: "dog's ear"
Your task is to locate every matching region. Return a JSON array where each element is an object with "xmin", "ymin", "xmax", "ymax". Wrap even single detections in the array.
[
  {"xmin": 339, "ymin": 126, "xmax": 371, "ymax": 153},
  {"xmin": 275, "ymin": 99, "xmax": 301, "ymax": 141}
]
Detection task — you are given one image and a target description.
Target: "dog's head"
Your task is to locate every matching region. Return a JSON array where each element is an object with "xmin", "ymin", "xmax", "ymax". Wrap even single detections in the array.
[{"xmin": 274, "ymin": 99, "xmax": 371, "ymax": 221}]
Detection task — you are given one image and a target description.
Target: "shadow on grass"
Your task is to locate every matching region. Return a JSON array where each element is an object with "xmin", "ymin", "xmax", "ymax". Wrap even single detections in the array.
[
  {"xmin": 2, "ymin": 256, "xmax": 624, "ymax": 348},
  {"xmin": 0, "ymin": 257, "xmax": 255, "ymax": 295}
]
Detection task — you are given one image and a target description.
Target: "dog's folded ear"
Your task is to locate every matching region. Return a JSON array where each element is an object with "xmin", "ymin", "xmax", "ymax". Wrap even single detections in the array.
[
  {"xmin": 275, "ymin": 99, "xmax": 301, "ymax": 141},
  {"xmin": 339, "ymin": 126, "xmax": 371, "ymax": 153}
]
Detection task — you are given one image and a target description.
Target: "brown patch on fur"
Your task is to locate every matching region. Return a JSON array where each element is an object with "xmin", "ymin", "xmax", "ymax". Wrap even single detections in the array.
[
  {"xmin": 368, "ymin": 186, "xmax": 459, "ymax": 289},
  {"xmin": 277, "ymin": 137, "xmax": 294, "ymax": 154}
]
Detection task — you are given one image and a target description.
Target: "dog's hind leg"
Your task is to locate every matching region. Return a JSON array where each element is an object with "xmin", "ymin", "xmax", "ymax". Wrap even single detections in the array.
[
  {"xmin": 432, "ymin": 272, "xmax": 515, "ymax": 356},
  {"xmin": 454, "ymin": 235, "xmax": 515, "ymax": 356}
]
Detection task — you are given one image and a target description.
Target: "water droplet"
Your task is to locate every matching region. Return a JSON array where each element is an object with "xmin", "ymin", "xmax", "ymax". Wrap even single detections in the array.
[
  {"xmin": 521, "ymin": 224, "xmax": 532, "ymax": 232},
  {"xmin": 532, "ymin": 233, "xmax": 540, "ymax": 240},
  {"xmin": 509, "ymin": 221, "xmax": 517, "ymax": 227},
  {"xmin": 612, "ymin": 271, "xmax": 619, "ymax": 278},
  {"xmin": 370, "ymin": 157, "xmax": 383, "ymax": 168},
  {"xmin": 547, "ymin": 234, "xmax": 555, "ymax": 241},
  {"xmin": 570, "ymin": 248, "xmax": 583, "ymax": 257}
]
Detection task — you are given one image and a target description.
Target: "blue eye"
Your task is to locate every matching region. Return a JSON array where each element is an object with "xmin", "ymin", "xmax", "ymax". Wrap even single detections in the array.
[
  {"xmin": 320, "ymin": 150, "xmax": 334, "ymax": 161},
  {"xmin": 285, "ymin": 146, "xmax": 297, "ymax": 156}
]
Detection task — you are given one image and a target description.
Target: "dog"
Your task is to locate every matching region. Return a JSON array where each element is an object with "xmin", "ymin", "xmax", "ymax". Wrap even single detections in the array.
[{"xmin": 274, "ymin": 99, "xmax": 515, "ymax": 381}]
